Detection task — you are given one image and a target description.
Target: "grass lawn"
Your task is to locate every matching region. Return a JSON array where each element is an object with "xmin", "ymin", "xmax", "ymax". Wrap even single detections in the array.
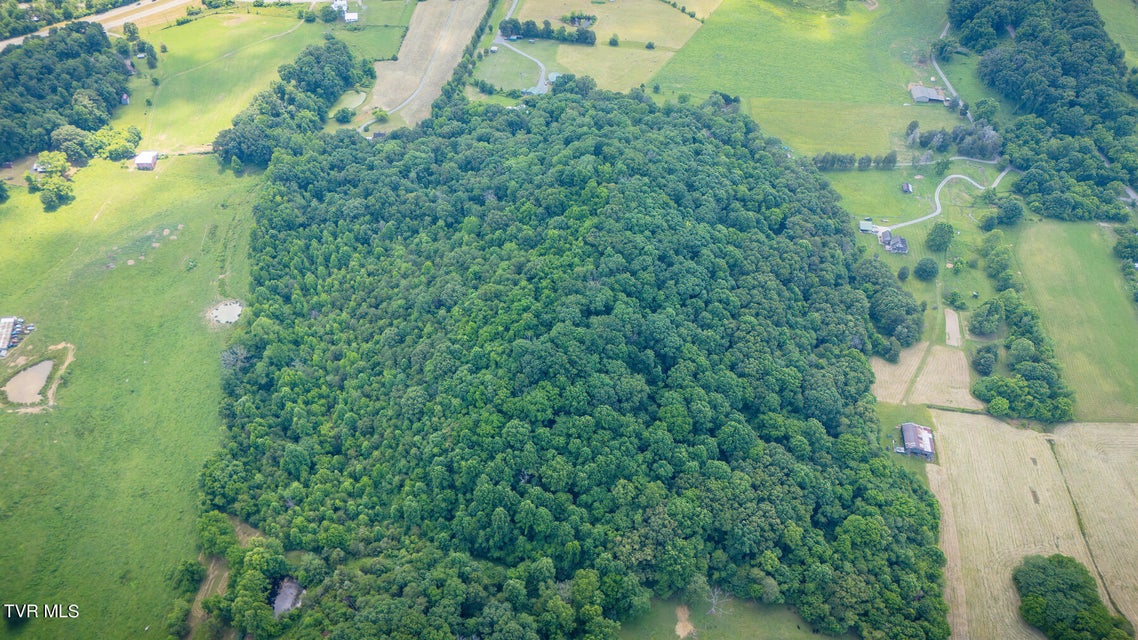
[
  {"xmin": 1094, "ymin": 0, "xmax": 1138, "ymax": 64},
  {"xmin": 1016, "ymin": 221, "xmax": 1138, "ymax": 422},
  {"xmin": 619, "ymin": 598, "xmax": 850, "ymax": 640},
  {"xmin": 935, "ymin": 53, "xmax": 1018, "ymax": 129},
  {"xmin": 332, "ymin": 25, "xmax": 408, "ymax": 60},
  {"xmin": 115, "ymin": 10, "xmax": 323, "ymax": 153},
  {"xmin": 651, "ymin": 0, "xmax": 954, "ymax": 153},
  {"xmin": 0, "ymin": 156, "xmax": 254, "ymax": 639},
  {"xmin": 476, "ymin": 46, "xmax": 549, "ymax": 91}
]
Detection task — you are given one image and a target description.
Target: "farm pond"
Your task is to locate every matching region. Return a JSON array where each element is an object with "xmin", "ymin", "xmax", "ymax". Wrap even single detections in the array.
[{"xmin": 4, "ymin": 360, "xmax": 53, "ymax": 404}]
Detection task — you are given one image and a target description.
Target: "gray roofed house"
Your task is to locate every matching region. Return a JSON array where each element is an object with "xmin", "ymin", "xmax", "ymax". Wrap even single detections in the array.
[{"xmin": 900, "ymin": 422, "xmax": 935, "ymax": 459}]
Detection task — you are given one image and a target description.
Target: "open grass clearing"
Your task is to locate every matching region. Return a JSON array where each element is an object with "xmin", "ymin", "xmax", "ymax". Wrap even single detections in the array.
[
  {"xmin": 651, "ymin": 0, "xmax": 953, "ymax": 152},
  {"xmin": 1053, "ymin": 422, "xmax": 1138, "ymax": 624},
  {"xmin": 331, "ymin": 24, "xmax": 407, "ymax": 60},
  {"xmin": 936, "ymin": 53, "xmax": 1019, "ymax": 128},
  {"xmin": 115, "ymin": 10, "xmax": 323, "ymax": 152},
  {"xmin": 927, "ymin": 410, "xmax": 1103, "ymax": 640},
  {"xmin": 871, "ymin": 341, "xmax": 929, "ymax": 403},
  {"xmin": 619, "ymin": 597, "xmax": 849, "ymax": 639},
  {"xmin": 908, "ymin": 346, "xmax": 983, "ymax": 410},
  {"xmin": 1016, "ymin": 221, "xmax": 1138, "ymax": 421},
  {"xmin": 516, "ymin": 0, "xmax": 702, "ymax": 50},
  {"xmin": 750, "ymin": 99, "xmax": 964, "ymax": 155},
  {"xmin": 555, "ymin": 42, "xmax": 676, "ymax": 90},
  {"xmin": 874, "ymin": 401, "xmax": 933, "ymax": 486},
  {"xmin": 0, "ymin": 156, "xmax": 254, "ymax": 639},
  {"xmin": 475, "ymin": 45, "xmax": 559, "ymax": 91}
]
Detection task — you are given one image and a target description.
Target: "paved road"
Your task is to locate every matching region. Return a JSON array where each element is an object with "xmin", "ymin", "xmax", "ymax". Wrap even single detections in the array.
[{"xmin": 886, "ymin": 166, "xmax": 1010, "ymax": 231}]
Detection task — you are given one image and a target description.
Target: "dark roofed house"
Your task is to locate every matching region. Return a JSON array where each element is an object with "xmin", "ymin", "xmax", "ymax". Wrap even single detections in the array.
[
  {"xmin": 878, "ymin": 229, "xmax": 892, "ymax": 245},
  {"xmin": 900, "ymin": 422, "xmax": 935, "ymax": 460},
  {"xmin": 888, "ymin": 236, "xmax": 909, "ymax": 254}
]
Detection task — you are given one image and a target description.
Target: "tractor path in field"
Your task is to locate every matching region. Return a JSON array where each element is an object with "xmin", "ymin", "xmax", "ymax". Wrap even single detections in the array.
[{"xmin": 885, "ymin": 166, "xmax": 1010, "ymax": 231}]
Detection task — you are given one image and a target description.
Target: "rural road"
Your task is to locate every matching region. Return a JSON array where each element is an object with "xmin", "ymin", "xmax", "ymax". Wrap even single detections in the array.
[
  {"xmin": 886, "ymin": 166, "xmax": 1011, "ymax": 231},
  {"xmin": 0, "ymin": 0, "xmax": 196, "ymax": 50},
  {"xmin": 491, "ymin": 0, "xmax": 548, "ymax": 94}
]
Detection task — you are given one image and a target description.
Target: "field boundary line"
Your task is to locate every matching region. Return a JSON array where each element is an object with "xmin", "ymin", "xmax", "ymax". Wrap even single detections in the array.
[
  {"xmin": 1047, "ymin": 439, "xmax": 1130, "ymax": 623},
  {"xmin": 899, "ymin": 341, "xmax": 932, "ymax": 404}
]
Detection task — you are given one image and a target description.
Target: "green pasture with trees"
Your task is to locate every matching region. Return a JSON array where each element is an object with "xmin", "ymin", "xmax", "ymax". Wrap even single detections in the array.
[
  {"xmin": 651, "ymin": 0, "xmax": 964, "ymax": 153},
  {"xmin": 0, "ymin": 156, "xmax": 254, "ymax": 639},
  {"xmin": 1013, "ymin": 554, "xmax": 1132, "ymax": 640}
]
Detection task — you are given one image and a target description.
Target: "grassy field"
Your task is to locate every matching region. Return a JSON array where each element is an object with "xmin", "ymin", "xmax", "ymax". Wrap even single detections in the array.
[
  {"xmin": 1094, "ymin": 0, "xmax": 1138, "ymax": 64},
  {"xmin": 516, "ymin": 0, "xmax": 702, "ymax": 50},
  {"xmin": 115, "ymin": 9, "xmax": 323, "ymax": 153},
  {"xmin": 936, "ymin": 52, "xmax": 1018, "ymax": 128},
  {"xmin": 0, "ymin": 157, "xmax": 254, "ymax": 639},
  {"xmin": 619, "ymin": 598, "xmax": 848, "ymax": 640},
  {"xmin": 651, "ymin": 0, "xmax": 958, "ymax": 153},
  {"xmin": 874, "ymin": 401, "xmax": 933, "ymax": 486},
  {"xmin": 475, "ymin": 44, "xmax": 566, "ymax": 91},
  {"xmin": 1016, "ymin": 221, "xmax": 1138, "ymax": 421}
]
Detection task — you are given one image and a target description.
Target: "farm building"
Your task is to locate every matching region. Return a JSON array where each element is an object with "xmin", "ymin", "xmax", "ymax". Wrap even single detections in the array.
[
  {"xmin": 344, "ymin": 12, "xmax": 358, "ymax": 22},
  {"xmin": 879, "ymin": 229, "xmax": 892, "ymax": 244},
  {"xmin": 489, "ymin": 46, "xmax": 499, "ymax": 53},
  {"xmin": 887, "ymin": 236, "xmax": 909, "ymax": 254},
  {"xmin": 120, "ymin": 93, "xmax": 130, "ymax": 105},
  {"xmin": 134, "ymin": 151, "xmax": 159, "ymax": 171},
  {"xmin": 900, "ymin": 422, "xmax": 935, "ymax": 460},
  {"xmin": 909, "ymin": 84, "xmax": 946, "ymax": 103},
  {"xmin": 858, "ymin": 219, "xmax": 875, "ymax": 233},
  {"xmin": 901, "ymin": 182, "xmax": 913, "ymax": 193}
]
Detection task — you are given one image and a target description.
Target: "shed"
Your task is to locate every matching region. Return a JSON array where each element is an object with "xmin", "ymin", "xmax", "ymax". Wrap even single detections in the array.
[
  {"xmin": 858, "ymin": 220, "xmax": 875, "ymax": 233},
  {"xmin": 901, "ymin": 182, "xmax": 913, "ymax": 193},
  {"xmin": 344, "ymin": 11, "xmax": 358, "ymax": 22},
  {"xmin": 121, "ymin": 93, "xmax": 130, "ymax": 105},
  {"xmin": 489, "ymin": 46, "xmax": 499, "ymax": 53},
  {"xmin": 135, "ymin": 151, "xmax": 159, "ymax": 170},
  {"xmin": 909, "ymin": 84, "xmax": 946, "ymax": 103},
  {"xmin": 900, "ymin": 422, "xmax": 935, "ymax": 459}
]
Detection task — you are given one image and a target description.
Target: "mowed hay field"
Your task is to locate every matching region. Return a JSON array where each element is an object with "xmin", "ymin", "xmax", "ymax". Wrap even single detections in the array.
[
  {"xmin": 651, "ymin": 0, "xmax": 963, "ymax": 153},
  {"xmin": 1017, "ymin": 221, "xmax": 1138, "ymax": 421},
  {"xmin": 116, "ymin": 10, "xmax": 324, "ymax": 152},
  {"xmin": 927, "ymin": 410, "xmax": 1104, "ymax": 640},
  {"xmin": 871, "ymin": 341, "xmax": 928, "ymax": 403},
  {"xmin": 1053, "ymin": 423, "xmax": 1138, "ymax": 625},
  {"xmin": 908, "ymin": 346, "xmax": 983, "ymax": 410},
  {"xmin": 0, "ymin": 157, "xmax": 253, "ymax": 638}
]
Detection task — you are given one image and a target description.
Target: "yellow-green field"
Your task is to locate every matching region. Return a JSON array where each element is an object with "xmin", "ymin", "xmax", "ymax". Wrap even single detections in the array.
[
  {"xmin": 619, "ymin": 598, "xmax": 852, "ymax": 640},
  {"xmin": 0, "ymin": 157, "xmax": 254, "ymax": 639},
  {"xmin": 116, "ymin": 9, "xmax": 324, "ymax": 152},
  {"xmin": 1094, "ymin": 0, "xmax": 1138, "ymax": 64},
  {"xmin": 1016, "ymin": 221, "xmax": 1138, "ymax": 421}
]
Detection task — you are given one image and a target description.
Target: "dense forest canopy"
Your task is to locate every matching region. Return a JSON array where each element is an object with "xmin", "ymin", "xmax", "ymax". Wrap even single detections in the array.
[
  {"xmin": 1013, "ymin": 554, "xmax": 1132, "ymax": 640},
  {"xmin": 0, "ymin": 0, "xmax": 138, "ymax": 41},
  {"xmin": 948, "ymin": 0, "xmax": 1135, "ymax": 221},
  {"xmin": 0, "ymin": 21, "xmax": 130, "ymax": 163},
  {"xmin": 202, "ymin": 72, "xmax": 947, "ymax": 639}
]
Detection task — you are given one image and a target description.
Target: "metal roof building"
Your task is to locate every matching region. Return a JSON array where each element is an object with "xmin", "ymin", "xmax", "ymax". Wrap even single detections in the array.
[{"xmin": 900, "ymin": 422, "xmax": 935, "ymax": 459}]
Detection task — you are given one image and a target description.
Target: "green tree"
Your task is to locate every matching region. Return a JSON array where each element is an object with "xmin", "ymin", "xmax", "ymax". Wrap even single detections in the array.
[
  {"xmin": 38, "ymin": 176, "xmax": 75, "ymax": 211},
  {"xmin": 971, "ymin": 97, "xmax": 999, "ymax": 122},
  {"xmin": 925, "ymin": 221, "xmax": 954, "ymax": 251},
  {"xmin": 319, "ymin": 4, "xmax": 339, "ymax": 22},
  {"xmin": 608, "ymin": 33, "xmax": 619, "ymax": 46},
  {"xmin": 197, "ymin": 511, "xmax": 238, "ymax": 555},
  {"xmin": 897, "ymin": 265, "xmax": 909, "ymax": 281},
  {"xmin": 933, "ymin": 157, "xmax": 951, "ymax": 175},
  {"xmin": 334, "ymin": 107, "xmax": 354, "ymax": 124},
  {"xmin": 0, "ymin": 181, "xmax": 8, "ymax": 206},
  {"xmin": 123, "ymin": 21, "xmax": 140, "ymax": 41},
  {"xmin": 914, "ymin": 257, "xmax": 939, "ymax": 281},
  {"xmin": 1013, "ymin": 554, "xmax": 1131, "ymax": 640}
]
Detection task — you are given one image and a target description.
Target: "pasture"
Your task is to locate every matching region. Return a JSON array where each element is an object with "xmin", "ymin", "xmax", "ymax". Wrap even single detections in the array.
[
  {"xmin": 1016, "ymin": 221, "xmax": 1138, "ymax": 421},
  {"xmin": 515, "ymin": 0, "xmax": 702, "ymax": 50},
  {"xmin": 476, "ymin": 42, "xmax": 568, "ymax": 91},
  {"xmin": 322, "ymin": 0, "xmax": 414, "ymax": 60},
  {"xmin": 936, "ymin": 53, "xmax": 1018, "ymax": 128},
  {"xmin": 927, "ymin": 410, "xmax": 1104, "ymax": 640},
  {"xmin": 619, "ymin": 598, "xmax": 846, "ymax": 640},
  {"xmin": 1094, "ymin": 0, "xmax": 1138, "ymax": 64},
  {"xmin": 115, "ymin": 9, "xmax": 323, "ymax": 152},
  {"xmin": 651, "ymin": 0, "xmax": 957, "ymax": 153},
  {"xmin": 0, "ymin": 157, "xmax": 254, "ymax": 639}
]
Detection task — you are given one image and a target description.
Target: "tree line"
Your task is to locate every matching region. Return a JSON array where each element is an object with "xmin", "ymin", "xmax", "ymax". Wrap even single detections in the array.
[
  {"xmin": 0, "ymin": 21, "xmax": 131, "ymax": 163},
  {"xmin": 498, "ymin": 17, "xmax": 596, "ymax": 45},
  {"xmin": 948, "ymin": 0, "xmax": 1134, "ymax": 221},
  {"xmin": 0, "ymin": 0, "xmax": 139, "ymax": 41},
  {"xmin": 197, "ymin": 67, "xmax": 948, "ymax": 638}
]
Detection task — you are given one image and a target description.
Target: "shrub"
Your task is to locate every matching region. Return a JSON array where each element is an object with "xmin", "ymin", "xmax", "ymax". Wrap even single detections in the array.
[{"xmin": 914, "ymin": 257, "xmax": 939, "ymax": 281}]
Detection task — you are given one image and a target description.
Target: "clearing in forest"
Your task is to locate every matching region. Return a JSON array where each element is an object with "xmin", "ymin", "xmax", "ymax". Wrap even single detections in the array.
[
  {"xmin": 927, "ymin": 410, "xmax": 1106, "ymax": 640},
  {"xmin": 908, "ymin": 346, "xmax": 982, "ymax": 410},
  {"xmin": 871, "ymin": 341, "xmax": 928, "ymax": 404},
  {"xmin": 1017, "ymin": 221, "xmax": 1138, "ymax": 421}
]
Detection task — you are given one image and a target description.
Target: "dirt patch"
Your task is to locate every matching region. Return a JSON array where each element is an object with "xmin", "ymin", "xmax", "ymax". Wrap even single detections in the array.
[
  {"xmin": 871, "ymin": 341, "xmax": 928, "ymax": 403},
  {"xmin": 908, "ymin": 346, "xmax": 984, "ymax": 410},
  {"xmin": 674, "ymin": 604, "xmax": 695, "ymax": 638},
  {"xmin": 928, "ymin": 410, "xmax": 1103, "ymax": 639},
  {"xmin": 208, "ymin": 300, "xmax": 243, "ymax": 325},
  {"xmin": 8, "ymin": 343, "xmax": 75, "ymax": 413},
  {"xmin": 365, "ymin": 0, "xmax": 490, "ymax": 127},
  {"xmin": 944, "ymin": 308, "xmax": 962, "ymax": 347},
  {"xmin": 3, "ymin": 360, "xmax": 53, "ymax": 404},
  {"xmin": 187, "ymin": 553, "xmax": 230, "ymax": 638}
]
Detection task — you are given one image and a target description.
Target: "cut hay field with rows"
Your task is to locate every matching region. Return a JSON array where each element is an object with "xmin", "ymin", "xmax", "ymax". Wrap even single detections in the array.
[
  {"xmin": 908, "ymin": 346, "xmax": 982, "ymax": 410},
  {"xmin": 928, "ymin": 410, "xmax": 1103, "ymax": 640},
  {"xmin": 871, "ymin": 341, "xmax": 928, "ymax": 403},
  {"xmin": 1016, "ymin": 221, "xmax": 1138, "ymax": 421},
  {"xmin": 1053, "ymin": 423, "xmax": 1138, "ymax": 625}
]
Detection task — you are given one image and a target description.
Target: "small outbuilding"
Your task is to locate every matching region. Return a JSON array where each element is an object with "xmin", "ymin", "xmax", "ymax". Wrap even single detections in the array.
[
  {"xmin": 909, "ymin": 84, "xmax": 947, "ymax": 103},
  {"xmin": 901, "ymin": 182, "xmax": 913, "ymax": 193},
  {"xmin": 121, "ymin": 93, "xmax": 130, "ymax": 105},
  {"xmin": 134, "ymin": 151, "xmax": 159, "ymax": 171},
  {"xmin": 858, "ymin": 219, "xmax": 875, "ymax": 233},
  {"xmin": 489, "ymin": 46, "xmax": 499, "ymax": 53},
  {"xmin": 900, "ymin": 422, "xmax": 935, "ymax": 460},
  {"xmin": 344, "ymin": 11, "xmax": 358, "ymax": 22}
]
